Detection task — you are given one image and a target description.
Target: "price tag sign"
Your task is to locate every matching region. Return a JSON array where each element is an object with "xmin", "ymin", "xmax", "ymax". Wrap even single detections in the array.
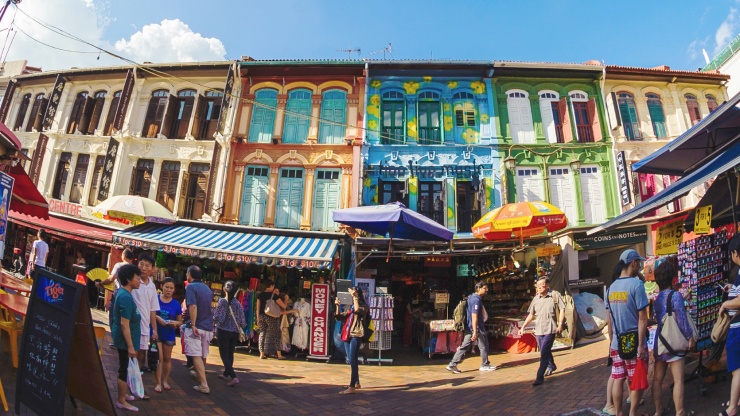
[
  {"xmin": 434, "ymin": 292, "xmax": 449, "ymax": 304},
  {"xmin": 655, "ymin": 219, "xmax": 684, "ymax": 255},
  {"xmin": 695, "ymin": 206, "xmax": 712, "ymax": 235}
]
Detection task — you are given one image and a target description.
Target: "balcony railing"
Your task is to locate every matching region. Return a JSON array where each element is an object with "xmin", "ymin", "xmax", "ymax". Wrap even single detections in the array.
[
  {"xmin": 417, "ymin": 127, "xmax": 441, "ymax": 145},
  {"xmin": 457, "ymin": 209, "xmax": 481, "ymax": 233},
  {"xmin": 182, "ymin": 197, "xmax": 197, "ymax": 220},
  {"xmin": 381, "ymin": 127, "xmax": 404, "ymax": 144},
  {"xmin": 419, "ymin": 209, "xmax": 445, "ymax": 226}
]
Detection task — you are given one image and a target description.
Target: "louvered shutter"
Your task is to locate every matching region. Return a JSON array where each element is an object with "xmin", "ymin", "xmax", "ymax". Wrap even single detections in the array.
[
  {"xmin": 540, "ymin": 99, "xmax": 556, "ymax": 143},
  {"xmin": 160, "ymin": 94, "xmax": 178, "ymax": 138},
  {"xmin": 580, "ymin": 167, "xmax": 606, "ymax": 224},
  {"xmin": 587, "ymin": 99, "xmax": 602, "ymax": 141},
  {"xmin": 549, "ymin": 170, "xmax": 577, "ymax": 224},
  {"xmin": 176, "ymin": 171, "xmax": 190, "ymax": 217},
  {"xmin": 191, "ymin": 95, "xmax": 205, "ymax": 139},
  {"xmin": 558, "ymin": 98, "xmax": 573, "ymax": 143},
  {"xmin": 32, "ymin": 98, "xmax": 48, "ymax": 132},
  {"xmin": 128, "ymin": 165, "xmax": 137, "ymax": 195},
  {"xmin": 78, "ymin": 96, "xmax": 95, "ymax": 134},
  {"xmin": 87, "ymin": 97, "xmax": 105, "ymax": 134},
  {"xmin": 648, "ymin": 101, "xmax": 667, "ymax": 138}
]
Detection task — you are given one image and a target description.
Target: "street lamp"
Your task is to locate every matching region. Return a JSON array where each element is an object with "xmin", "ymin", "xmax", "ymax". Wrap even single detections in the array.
[
  {"xmin": 569, "ymin": 158, "xmax": 581, "ymax": 172},
  {"xmin": 503, "ymin": 155, "xmax": 517, "ymax": 170}
]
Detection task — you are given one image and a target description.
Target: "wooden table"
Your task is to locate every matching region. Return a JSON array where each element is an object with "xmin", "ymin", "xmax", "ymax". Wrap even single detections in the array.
[
  {"xmin": 0, "ymin": 293, "xmax": 29, "ymax": 317},
  {"xmin": 0, "ymin": 274, "xmax": 31, "ymax": 294}
]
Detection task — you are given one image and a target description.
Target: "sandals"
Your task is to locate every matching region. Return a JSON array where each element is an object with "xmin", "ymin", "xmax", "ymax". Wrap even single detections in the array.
[
  {"xmin": 601, "ymin": 406, "xmax": 616, "ymax": 416},
  {"xmin": 115, "ymin": 402, "xmax": 139, "ymax": 412},
  {"xmin": 338, "ymin": 387, "xmax": 356, "ymax": 395},
  {"xmin": 342, "ymin": 384, "xmax": 361, "ymax": 389},
  {"xmin": 163, "ymin": 384, "xmax": 172, "ymax": 391},
  {"xmin": 153, "ymin": 385, "xmax": 162, "ymax": 393}
]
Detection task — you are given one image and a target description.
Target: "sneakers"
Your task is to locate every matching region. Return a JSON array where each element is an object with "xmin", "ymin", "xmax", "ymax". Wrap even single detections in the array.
[
  {"xmin": 445, "ymin": 364, "xmax": 461, "ymax": 374},
  {"xmin": 226, "ymin": 377, "xmax": 240, "ymax": 387},
  {"xmin": 545, "ymin": 366, "xmax": 556, "ymax": 376},
  {"xmin": 479, "ymin": 364, "xmax": 498, "ymax": 371}
]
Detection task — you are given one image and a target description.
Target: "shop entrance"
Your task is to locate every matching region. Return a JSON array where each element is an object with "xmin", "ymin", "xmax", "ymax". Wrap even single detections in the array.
[{"xmin": 456, "ymin": 181, "xmax": 479, "ymax": 232}]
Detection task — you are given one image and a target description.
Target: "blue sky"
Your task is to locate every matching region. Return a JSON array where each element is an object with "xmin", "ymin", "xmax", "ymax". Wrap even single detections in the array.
[{"xmin": 4, "ymin": 0, "xmax": 740, "ymax": 71}]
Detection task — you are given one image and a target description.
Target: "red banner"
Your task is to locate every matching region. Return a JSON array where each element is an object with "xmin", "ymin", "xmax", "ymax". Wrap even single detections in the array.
[{"xmin": 309, "ymin": 283, "xmax": 330, "ymax": 357}]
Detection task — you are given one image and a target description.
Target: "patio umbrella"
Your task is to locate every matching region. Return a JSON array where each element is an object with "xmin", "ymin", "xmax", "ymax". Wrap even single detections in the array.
[
  {"xmin": 332, "ymin": 202, "xmax": 454, "ymax": 261},
  {"xmin": 91, "ymin": 195, "xmax": 176, "ymax": 226},
  {"xmin": 472, "ymin": 201, "xmax": 568, "ymax": 241}
]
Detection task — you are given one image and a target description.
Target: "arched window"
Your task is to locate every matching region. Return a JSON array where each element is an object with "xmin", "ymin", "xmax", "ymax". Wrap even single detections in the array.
[
  {"xmin": 318, "ymin": 89, "xmax": 347, "ymax": 144},
  {"xmin": 617, "ymin": 92, "xmax": 641, "ymax": 140},
  {"xmin": 283, "ymin": 89, "xmax": 312, "ymax": 144},
  {"xmin": 381, "ymin": 90, "xmax": 404, "ymax": 144},
  {"xmin": 570, "ymin": 91, "xmax": 595, "ymax": 142},
  {"xmin": 67, "ymin": 91, "xmax": 89, "ymax": 134},
  {"xmin": 706, "ymin": 94, "xmax": 719, "ymax": 112},
  {"xmin": 685, "ymin": 93, "xmax": 701, "ymax": 126},
  {"xmin": 13, "ymin": 93, "xmax": 31, "ymax": 130},
  {"xmin": 84, "ymin": 90, "xmax": 107, "ymax": 135},
  {"xmin": 248, "ymin": 89, "xmax": 278, "ymax": 143},
  {"xmin": 506, "ymin": 90, "xmax": 534, "ymax": 144},
  {"xmin": 417, "ymin": 91, "xmax": 441, "ymax": 145},
  {"xmin": 26, "ymin": 93, "xmax": 47, "ymax": 133},
  {"xmin": 142, "ymin": 89, "xmax": 169, "ymax": 138},
  {"xmin": 646, "ymin": 93, "xmax": 667, "ymax": 138},
  {"xmin": 453, "ymin": 91, "xmax": 477, "ymax": 143},
  {"xmin": 538, "ymin": 91, "xmax": 563, "ymax": 143},
  {"xmin": 194, "ymin": 90, "xmax": 224, "ymax": 140},
  {"xmin": 103, "ymin": 90, "xmax": 122, "ymax": 135}
]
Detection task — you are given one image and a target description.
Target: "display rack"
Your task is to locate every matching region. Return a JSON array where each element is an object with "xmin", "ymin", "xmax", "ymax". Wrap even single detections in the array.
[{"xmin": 367, "ymin": 294, "xmax": 393, "ymax": 365}]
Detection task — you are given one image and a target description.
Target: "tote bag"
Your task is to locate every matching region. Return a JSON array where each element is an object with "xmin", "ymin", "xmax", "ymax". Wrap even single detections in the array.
[
  {"xmin": 657, "ymin": 291, "xmax": 693, "ymax": 357},
  {"xmin": 264, "ymin": 293, "xmax": 281, "ymax": 318}
]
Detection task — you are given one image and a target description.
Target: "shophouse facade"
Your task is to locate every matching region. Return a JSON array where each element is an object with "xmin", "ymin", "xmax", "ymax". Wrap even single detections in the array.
[{"xmin": 221, "ymin": 60, "xmax": 365, "ymax": 233}]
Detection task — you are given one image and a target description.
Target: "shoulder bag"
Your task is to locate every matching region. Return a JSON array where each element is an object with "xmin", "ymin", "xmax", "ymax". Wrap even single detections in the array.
[
  {"xmin": 606, "ymin": 287, "xmax": 639, "ymax": 360},
  {"xmin": 657, "ymin": 291, "xmax": 692, "ymax": 357},
  {"xmin": 228, "ymin": 300, "xmax": 247, "ymax": 343},
  {"xmin": 264, "ymin": 292, "xmax": 281, "ymax": 318}
]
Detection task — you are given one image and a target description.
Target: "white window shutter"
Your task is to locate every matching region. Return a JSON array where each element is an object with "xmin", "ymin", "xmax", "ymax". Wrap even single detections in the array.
[{"xmin": 539, "ymin": 99, "xmax": 556, "ymax": 144}]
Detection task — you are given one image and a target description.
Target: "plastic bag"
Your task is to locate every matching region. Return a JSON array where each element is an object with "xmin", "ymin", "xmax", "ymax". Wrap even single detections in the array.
[
  {"xmin": 127, "ymin": 357, "xmax": 145, "ymax": 399},
  {"xmin": 630, "ymin": 358, "xmax": 649, "ymax": 391}
]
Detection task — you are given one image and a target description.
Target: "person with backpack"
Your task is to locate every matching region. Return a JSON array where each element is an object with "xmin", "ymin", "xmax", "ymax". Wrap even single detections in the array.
[
  {"xmin": 334, "ymin": 286, "xmax": 368, "ymax": 395},
  {"xmin": 651, "ymin": 260, "xmax": 694, "ymax": 416},
  {"xmin": 518, "ymin": 277, "xmax": 565, "ymax": 386},
  {"xmin": 446, "ymin": 281, "xmax": 497, "ymax": 374}
]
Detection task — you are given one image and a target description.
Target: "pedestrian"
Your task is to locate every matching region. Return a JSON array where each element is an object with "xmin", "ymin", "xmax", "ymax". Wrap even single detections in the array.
[
  {"xmin": 97, "ymin": 249, "xmax": 135, "ymax": 323},
  {"xmin": 334, "ymin": 286, "xmax": 368, "ymax": 394},
  {"xmin": 184, "ymin": 265, "xmax": 214, "ymax": 394},
  {"xmin": 132, "ymin": 254, "xmax": 159, "ymax": 377},
  {"xmin": 214, "ymin": 280, "xmax": 246, "ymax": 387},
  {"xmin": 606, "ymin": 249, "xmax": 649, "ymax": 416},
  {"xmin": 720, "ymin": 235, "xmax": 740, "ymax": 416},
  {"xmin": 154, "ymin": 277, "xmax": 182, "ymax": 393},
  {"xmin": 255, "ymin": 280, "xmax": 287, "ymax": 360},
  {"xmin": 446, "ymin": 281, "xmax": 497, "ymax": 374},
  {"xmin": 27, "ymin": 228, "xmax": 48, "ymax": 280},
  {"xmin": 519, "ymin": 277, "xmax": 565, "ymax": 386},
  {"xmin": 651, "ymin": 260, "xmax": 694, "ymax": 416},
  {"xmin": 110, "ymin": 264, "xmax": 142, "ymax": 412}
]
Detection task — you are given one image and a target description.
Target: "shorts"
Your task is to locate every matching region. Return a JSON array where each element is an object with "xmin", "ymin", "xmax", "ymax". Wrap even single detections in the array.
[
  {"xmin": 158, "ymin": 339, "xmax": 175, "ymax": 347},
  {"xmin": 117, "ymin": 349, "xmax": 129, "ymax": 382},
  {"xmin": 610, "ymin": 349, "xmax": 647, "ymax": 381},
  {"xmin": 139, "ymin": 334, "xmax": 150, "ymax": 351},
  {"xmin": 183, "ymin": 327, "xmax": 213, "ymax": 359}
]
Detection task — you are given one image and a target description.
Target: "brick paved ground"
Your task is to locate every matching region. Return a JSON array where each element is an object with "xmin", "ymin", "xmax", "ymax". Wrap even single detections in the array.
[{"xmin": 0, "ymin": 309, "xmax": 734, "ymax": 415}]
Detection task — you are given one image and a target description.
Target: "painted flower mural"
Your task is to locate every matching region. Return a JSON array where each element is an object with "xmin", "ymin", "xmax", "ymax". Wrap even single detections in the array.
[
  {"xmin": 471, "ymin": 81, "xmax": 485, "ymax": 94},
  {"xmin": 370, "ymin": 80, "xmax": 382, "ymax": 89},
  {"xmin": 423, "ymin": 76, "xmax": 432, "ymax": 82},
  {"xmin": 404, "ymin": 81, "xmax": 420, "ymax": 94},
  {"xmin": 480, "ymin": 114, "xmax": 490, "ymax": 123},
  {"xmin": 444, "ymin": 115, "xmax": 453, "ymax": 131},
  {"xmin": 368, "ymin": 120, "xmax": 378, "ymax": 131},
  {"xmin": 407, "ymin": 119, "xmax": 418, "ymax": 138},
  {"xmin": 370, "ymin": 94, "xmax": 381, "ymax": 106},
  {"xmin": 447, "ymin": 81, "xmax": 458, "ymax": 89},
  {"xmin": 367, "ymin": 104, "xmax": 379, "ymax": 118},
  {"xmin": 462, "ymin": 128, "xmax": 479, "ymax": 144}
]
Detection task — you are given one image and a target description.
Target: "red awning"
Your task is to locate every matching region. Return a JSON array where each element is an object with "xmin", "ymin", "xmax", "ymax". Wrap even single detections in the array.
[
  {"xmin": 0, "ymin": 122, "xmax": 21, "ymax": 151},
  {"xmin": 6, "ymin": 164, "xmax": 48, "ymax": 219},
  {"xmin": 8, "ymin": 211, "xmax": 114, "ymax": 247}
]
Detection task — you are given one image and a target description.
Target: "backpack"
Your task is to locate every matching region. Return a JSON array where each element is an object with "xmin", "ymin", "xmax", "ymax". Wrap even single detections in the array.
[{"xmin": 453, "ymin": 297, "xmax": 468, "ymax": 332}]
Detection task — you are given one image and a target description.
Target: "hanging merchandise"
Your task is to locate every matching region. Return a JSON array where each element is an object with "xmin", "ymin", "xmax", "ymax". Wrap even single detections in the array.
[
  {"xmin": 367, "ymin": 293, "xmax": 393, "ymax": 365},
  {"xmin": 291, "ymin": 298, "xmax": 311, "ymax": 350}
]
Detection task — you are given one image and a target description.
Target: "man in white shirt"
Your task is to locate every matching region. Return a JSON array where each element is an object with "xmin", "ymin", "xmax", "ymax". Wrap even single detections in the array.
[
  {"xmin": 132, "ymin": 253, "xmax": 159, "ymax": 373},
  {"xmin": 28, "ymin": 229, "xmax": 49, "ymax": 278}
]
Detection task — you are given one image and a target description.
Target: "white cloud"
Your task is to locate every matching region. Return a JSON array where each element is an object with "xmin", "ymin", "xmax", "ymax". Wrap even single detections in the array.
[
  {"xmin": 687, "ymin": 37, "xmax": 709, "ymax": 61},
  {"xmin": 114, "ymin": 19, "xmax": 226, "ymax": 64},
  {"xmin": 714, "ymin": 7, "xmax": 739, "ymax": 54}
]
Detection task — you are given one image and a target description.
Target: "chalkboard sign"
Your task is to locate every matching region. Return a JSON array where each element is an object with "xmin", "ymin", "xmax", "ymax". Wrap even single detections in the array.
[{"xmin": 16, "ymin": 268, "xmax": 114, "ymax": 416}]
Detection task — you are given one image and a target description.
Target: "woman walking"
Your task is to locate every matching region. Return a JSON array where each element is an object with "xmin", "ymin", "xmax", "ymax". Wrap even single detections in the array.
[
  {"xmin": 111, "ymin": 264, "xmax": 142, "ymax": 412},
  {"xmin": 335, "ymin": 286, "xmax": 368, "ymax": 395},
  {"xmin": 652, "ymin": 260, "xmax": 694, "ymax": 416},
  {"xmin": 215, "ymin": 280, "xmax": 246, "ymax": 386},
  {"xmin": 255, "ymin": 280, "xmax": 287, "ymax": 359},
  {"xmin": 154, "ymin": 278, "xmax": 182, "ymax": 393}
]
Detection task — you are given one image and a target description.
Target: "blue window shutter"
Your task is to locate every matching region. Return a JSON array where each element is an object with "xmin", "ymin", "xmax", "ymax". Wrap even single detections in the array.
[
  {"xmin": 276, "ymin": 169, "xmax": 304, "ymax": 229},
  {"xmin": 319, "ymin": 91, "xmax": 347, "ymax": 144},
  {"xmin": 283, "ymin": 90, "xmax": 311, "ymax": 144},
  {"xmin": 248, "ymin": 90, "xmax": 277, "ymax": 143},
  {"xmin": 312, "ymin": 171, "xmax": 341, "ymax": 230},
  {"xmin": 240, "ymin": 169, "xmax": 268, "ymax": 226}
]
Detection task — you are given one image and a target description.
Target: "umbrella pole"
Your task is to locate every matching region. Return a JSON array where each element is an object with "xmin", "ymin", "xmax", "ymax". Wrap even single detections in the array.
[
  {"xmin": 386, "ymin": 223, "xmax": 395, "ymax": 263},
  {"xmin": 728, "ymin": 174, "xmax": 738, "ymax": 232}
]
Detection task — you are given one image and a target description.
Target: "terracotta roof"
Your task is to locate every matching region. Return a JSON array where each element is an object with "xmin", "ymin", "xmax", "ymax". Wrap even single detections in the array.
[{"xmin": 605, "ymin": 64, "xmax": 729, "ymax": 79}]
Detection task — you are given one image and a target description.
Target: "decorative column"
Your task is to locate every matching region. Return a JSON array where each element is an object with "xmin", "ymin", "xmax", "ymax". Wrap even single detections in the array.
[
  {"xmin": 263, "ymin": 164, "xmax": 280, "ymax": 227},
  {"xmin": 229, "ymin": 164, "xmax": 245, "ymax": 223},
  {"xmin": 62, "ymin": 152, "xmax": 79, "ymax": 202},
  {"xmin": 307, "ymin": 94, "xmax": 321, "ymax": 144},
  {"xmin": 272, "ymin": 94, "xmax": 287, "ymax": 143},
  {"xmin": 148, "ymin": 158, "xmax": 163, "ymax": 201},
  {"xmin": 668, "ymin": 84, "xmax": 688, "ymax": 132},
  {"xmin": 81, "ymin": 152, "xmax": 98, "ymax": 207},
  {"xmin": 341, "ymin": 167, "xmax": 352, "ymax": 209},
  {"xmin": 530, "ymin": 95, "xmax": 545, "ymax": 143},
  {"xmin": 441, "ymin": 94, "xmax": 453, "ymax": 145},
  {"xmin": 572, "ymin": 166, "xmax": 585, "ymax": 226},
  {"xmin": 406, "ymin": 95, "xmax": 418, "ymax": 144},
  {"xmin": 634, "ymin": 96, "xmax": 652, "ymax": 140},
  {"xmin": 697, "ymin": 97, "xmax": 710, "ymax": 119},
  {"xmin": 299, "ymin": 167, "xmax": 315, "ymax": 230}
]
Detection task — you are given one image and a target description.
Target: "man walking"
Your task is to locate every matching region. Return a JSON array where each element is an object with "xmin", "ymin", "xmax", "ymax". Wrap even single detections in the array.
[
  {"xmin": 519, "ymin": 277, "xmax": 565, "ymax": 386},
  {"xmin": 446, "ymin": 281, "xmax": 497, "ymax": 373},
  {"xmin": 184, "ymin": 265, "xmax": 214, "ymax": 394}
]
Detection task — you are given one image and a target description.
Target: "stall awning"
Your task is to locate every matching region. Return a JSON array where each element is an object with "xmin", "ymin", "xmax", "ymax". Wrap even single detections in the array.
[
  {"xmin": 6, "ymin": 164, "xmax": 48, "ymax": 219},
  {"xmin": 588, "ymin": 139, "xmax": 740, "ymax": 235},
  {"xmin": 633, "ymin": 92, "xmax": 740, "ymax": 176},
  {"xmin": 9, "ymin": 211, "xmax": 115, "ymax": 246},
  {"xmin": 112, "ymin": 222, "xmax": 341, "ymax": 269},
  {"xmin": 684, "ymin": 172, "xmax": 740, "ymax": 231}
]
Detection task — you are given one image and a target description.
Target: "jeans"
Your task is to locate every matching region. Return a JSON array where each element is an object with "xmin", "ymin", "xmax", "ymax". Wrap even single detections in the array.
[
  {"xmin": 344, "ymin": 337, "xmax": 360, "ymax": 388},
  {"xmin": 449, "ymin": 330, "xmax": 490, "ymax": 367},
  {"xmin": 217, "ymin": 329, "xmax": 238, "ymax": 379},
  {"xmin": 535, "ymin": 333, "xmax": 556, "ymax": 381}
]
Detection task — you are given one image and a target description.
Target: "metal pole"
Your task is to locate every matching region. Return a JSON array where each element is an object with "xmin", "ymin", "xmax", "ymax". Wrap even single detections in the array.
[
  {"xmin": 728, "ymin": 174, "xmax": 738, "ymax": 231},
  {"xmin": 0, "ymin": 0, "xmax": 17, "ymax": 26}
]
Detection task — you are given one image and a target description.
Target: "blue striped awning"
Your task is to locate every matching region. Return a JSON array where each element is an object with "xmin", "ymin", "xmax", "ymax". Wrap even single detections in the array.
[{"xmin": 112, "ymin": 223, "xmax": 340, "ymax": 269}]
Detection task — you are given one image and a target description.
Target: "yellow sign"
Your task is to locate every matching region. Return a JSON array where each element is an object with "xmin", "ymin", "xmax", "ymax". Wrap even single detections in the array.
[
  {"xmin": 536, "ymin": 245, "xmax": 562, "ymax": 257},
  {"xmin": 694, "ymin": 206, "xmax": 713, "ymax": 235},
  {"xmin": 655, "ymin": 220, "xmax": 684, "ymax": 255}
]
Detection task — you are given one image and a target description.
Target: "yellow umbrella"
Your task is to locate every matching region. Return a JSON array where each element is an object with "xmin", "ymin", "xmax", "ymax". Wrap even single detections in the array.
[{"xmin": 472, "ymin": 201, "xmax": 568, "ymax": 241}]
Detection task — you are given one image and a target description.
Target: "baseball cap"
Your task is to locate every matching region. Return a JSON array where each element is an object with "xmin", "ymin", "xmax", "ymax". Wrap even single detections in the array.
[{"xmin": 619, "ymin": 249, "xmax": 645, "ymax": 264}]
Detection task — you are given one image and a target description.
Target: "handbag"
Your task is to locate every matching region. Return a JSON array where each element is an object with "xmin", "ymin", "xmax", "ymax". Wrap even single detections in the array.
[
  {"xmin": 228, "ymin": 300, "xmax": 247, "ymax": 343},
  {"xmin": 264, "ymin": 293, "xmax": 281, "ymax": 318},
  {"xmin": 127, "ymin": 357, "xmax": 145, "ymax": 399},
  {"xmin": 657, "ymin": 291, "xmax": 692, "ymax": 357},
  {"xmin": 712, "ymin": 310, "xmax": 732, "ymax": 343},
  {"xmin": 606, "ymin": 287, "xmax": 639, "ymax": 360}
]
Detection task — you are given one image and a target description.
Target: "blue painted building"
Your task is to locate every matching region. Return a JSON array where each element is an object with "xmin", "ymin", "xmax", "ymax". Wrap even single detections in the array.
[{"xmin": 362, "ymin": 62, "xmax": 500, "ymax": 234}]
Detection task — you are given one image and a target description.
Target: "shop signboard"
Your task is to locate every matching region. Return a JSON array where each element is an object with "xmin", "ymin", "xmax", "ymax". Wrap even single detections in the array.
[
  {"xmin": 29, "ymin": 133, "xmax": 49, "ymax": 185},
  {"xmin": 655, "ymin": 219, "xmax": 684, "ymax": 255},
  {"xmin": 308, "ymin": 283, "xmax": 330, "ymax": 358},
  {"xmin": 616, "ymin": 151, "xmax": 631, "ymax": 207},
  {"xmin": 112, "ymin": 69, "xmax": 135, "ymax": 133},
  {"xmin": 694, "ymin": 206, "xmax": 712, "ymax": 235},
  {"xmin": 536, "ymin": 245, "xmax": 562, "ymax": 257},
  {"xmin": 456, "ymin": 263, "xmax": 472, "ymax": 276},
  {"xmin": 97, "ymin": 137, "xmax": 119, "ymax": 201},
  {"xmin": 424, "ymin": 256, "xmax": 451, "ymax": 267},
  {"xmin": 0, "ymin": 79, "xmax": 16, "ymax": 123},
  {"xmin": 42, "ymin": 74, "xmax": 66, "ymax": 130},
  {"xmin": 0, "ymin": 171, "xmax": 13, "ymax": 258},
  {"xmin": 573, "ymin": 226, "xmax": 647, "ymax": 251},
  {"xmin": 571, "ymin": 278, "xmax": 602, "ymax": 288}
]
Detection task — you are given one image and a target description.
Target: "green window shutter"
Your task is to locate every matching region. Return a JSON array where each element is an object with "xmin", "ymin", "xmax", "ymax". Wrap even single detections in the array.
[
  {"xmin": 319, "ymin": 91, "xmax": 347, "ymax": 144},
  {"xmin": 312, "ymin": 170, "xmax": 341, "ymax": 230},
  {"xmin": 275, "ymin": 169, "xmax": 304, "ymax": 229},
  {"xmin": 418, "ymin": 101, "xmax": 441, "ymax": 145},
  {"xmin": 284, "ymin": 90, "xmax": 311, "ymax": 144},
  {"xmin": 618, "ymin": 99, "xmax": 640, "ymax": 140},
  {"xmin": 647, "ymin": 101, "xmax": 667, "ymax": 138},
  {"xmin": 248, "ymin": 90, "xmax": 278, "ymax": 143}
]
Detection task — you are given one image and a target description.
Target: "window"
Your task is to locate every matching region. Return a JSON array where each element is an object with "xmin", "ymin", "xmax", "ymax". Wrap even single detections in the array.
[
  {"xmin": 129, "ymin": 159, "xmax": 154, "ymax": 197},
  {"xmin": 312, "ymin": 169, "xmax": 341, "ymax": 231},
  {"xmin": 181, "ymin": 163, "xmax": 209, "ymax": 220},
  {"xmin": 646, "ymin": 93, "xmax": 667, "ymax": 138},
  {"xmin": 68, "ymin": 154, "xmax": 90, "ymax": 204},
  {"xmin": 507, "ymin": 90, "xmax": 534, "ymax": 144},
  {"xmin": 156, "ymin": 161, "xmax": 180, "ymax": 212},
  {"xmin": 418, "ymin": 181, "xmax": 444, "ymax": 225},
  {"xmin": 418, "ymin": 91, "xmax": 441, "ymax": 145},
  {"xmin": 275, "ymin": 168, "xmax": 304, "ymax": 229},
  {"xmin": 51, "ymin": 152, "xmax": 72, "ymax": 200},
  {"xmin": 67, "ymin": 92, "xmax": 90, "ymax": 134},
  {"xmin": 26, "ymin": 93, "xmax": 47, "ymax": 132},
  {"xmin": 248, "ymin": 89, "xmax": 278, "ymax": 143},
  {"xmin": 318, "ymin": 90, "xmax": 347, "ymax": 144},
  {"xmin": 81, "ymin": 91, "xmax": 107, "ymax": 135},
  {"xmin": 685, "ymin": 94, "xmax": 701, "ymax": 126},
  {"xmin": 283, "ymin": 89, "xmax": 312, "ymax": 144},
  {"xmin": 87, "ymin": 155, "xmax": 105, "ymax": 206},
  {"xmin": 515, "ymin": 168, "xmax": 545, "ymax": 202},
  {"xmin": 166, "ymin": 89, "xmax": 196, "ymax": 139},
  {"xmin": 706, "ymin": 94, "xmax": 719, "ymax": 113},
  {"xmin": 453, "ymin": 91, "xmax": 477, "ymax": 143},
  {"xmin": 103, "ymin": 90, "xmax": 122, "ymax": 135},
  {"xmin": 548, "ymin": 168, "xmax": 577, "ymax": 225},
  {"xmin": 617, "ymin": 92, "xmax": 641, "ymax": 140},
  {"xmin": 579, "ymin": 166, "xmax": 606, "ymax": 224},
  {"xmin": 539, "ymin": 91, "xmax": 562, "ymax": 143},
  {"xmin": 456, "ymin": 181, "xmax": 479, "ymax": 233},
  {"xmin": 142, "ymin": 90, "xmax": 169, "ymax": 138},
  {"xmin": 13, "ymin": 94, "xmax": 31, "ymax": 130},
  {"xmin": 571, "ymin": 92, "xmax": 595, "ymax": 142},
  {"xmin": 194, "ymin": 90, "xmax": 223, "ymax": 140},
  {"xmin": 379, "ymin": 180, "xmax": 408, "ymax": 206},
  {"xmin": 381, "ymin": 91, "xmax": 404, "ymax": 144},
  {"xmin": 240, "ymin": 166, "xmax": 269, "ymax": 226}
]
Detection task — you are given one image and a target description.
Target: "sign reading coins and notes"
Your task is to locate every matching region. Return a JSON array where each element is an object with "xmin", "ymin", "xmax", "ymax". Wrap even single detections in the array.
[
  {"xmin": 694, "ymin": 206, "xmax": 713, "ymax": 235},
  {"xmin": 16, "ymin": 268, "xmax": 114, "ymax": 416}
]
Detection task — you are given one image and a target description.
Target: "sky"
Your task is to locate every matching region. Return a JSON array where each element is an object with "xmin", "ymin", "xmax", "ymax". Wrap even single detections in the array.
[{"xmin": 1, "ymin": 0, "xmax": 739, "ymax": 72}]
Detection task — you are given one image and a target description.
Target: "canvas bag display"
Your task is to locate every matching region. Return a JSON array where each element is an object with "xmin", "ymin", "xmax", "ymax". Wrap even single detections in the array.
[
  {"xmin": 606, "ymin": 287, "xmax": 639, "ymax": 360},
  {"xmin": 264, "ymin": 292, "xmax": 281, "ymax": 318},
  {"xmin": 657, "ymin": 291, "xmax": 695, "ymax": 357},
  {"xmin": 228, "ymin": 300, "xmax": 247, "ymax": 343}
]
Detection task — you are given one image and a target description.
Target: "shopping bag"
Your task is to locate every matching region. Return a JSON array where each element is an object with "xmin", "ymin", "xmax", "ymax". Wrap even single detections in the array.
[
  {"xmin": 127, "ymin": 357, "xmax": 145, "ymax": 398},
  {"xmin": 630, "ymin": 358, "xmax": 649, "ymax": 391}
]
